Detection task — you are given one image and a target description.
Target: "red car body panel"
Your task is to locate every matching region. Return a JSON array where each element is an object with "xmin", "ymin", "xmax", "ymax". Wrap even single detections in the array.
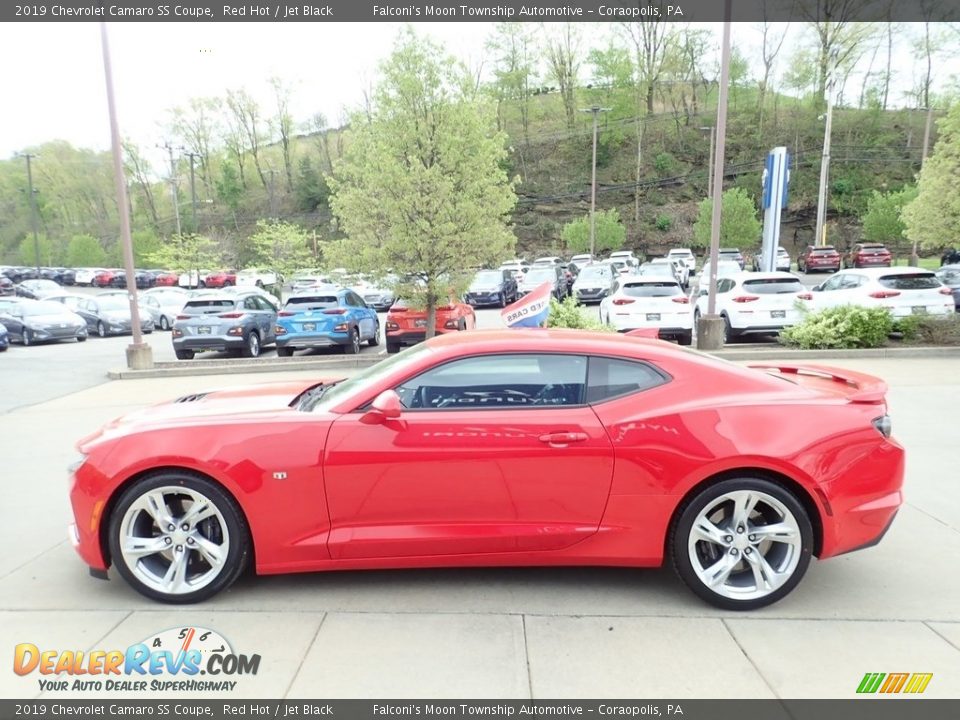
[
  {"xmin": 69, "ymin": 331, "xmax": 903, "ymax": 580},
  {"xmin": 204, "ymin": 271, "xmax": 237, "ymax": 288},
  {"xmin": 93, "ymin": 270, "xmax": 116, "ymax": 288},
  {"xmin": 152, "ymin": 272, "xmax": 179, "ymax": 287},
  {"xmin": 385, "ymin": 303, "xmax": 476, "ymax": 346}
]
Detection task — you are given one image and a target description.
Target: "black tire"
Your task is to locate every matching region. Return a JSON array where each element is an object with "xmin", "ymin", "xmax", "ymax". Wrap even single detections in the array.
[
  {"xmin": 386, "ymin": 341, "xmax": 401, "ymax": 354},
  {"xmin": 77, "ymin": 335, "xmax": 87, "ymax": 343},
  {"xmin": 369, "ymin": 323, "xmax": 380, "ymax": 347},
  {"xmin": 255, "ymin": 280, "xmax": 264, "ymax": 288},
  {"xmin": 670, "ymin": 477, "xmax": 814, "ymax": 610},
  {"xmin": 722, "ymin": 314, "xmax": 737, "ymax": 344},
  {"xmin": 344, "ymin": 327, "xmax": 360, "ymax": 355},
  {"xmin": 242, "ymin": 331, "xmax": 261, "ymax": 358},
  {"xmin": 678, "ymin": 330, "xmax": 693, "ymax": 346},
  {"xmin": 22, "ymin": 329, "xmax": 32, "ymax": 346},
  {"xmin": 175, "ymin": 349, "xmax": 195, "ymax": 360},
  {"xmin": 107, "ymin": 472, "xmax": 251, "ymax": 604},
  {"xmin": 97, "ymin": 321, "xmax": 107, "ymax": 338},
  {"xmin": 497, "ymin": 293, "xmax": 506, "ymax": 308},
  {"xmin": 160, "ymin": 316, "xmax": 170, "ymax": 331},
  {"xmin": 276, "ymin": 346, "xmax": 294, "ymax": 357}
]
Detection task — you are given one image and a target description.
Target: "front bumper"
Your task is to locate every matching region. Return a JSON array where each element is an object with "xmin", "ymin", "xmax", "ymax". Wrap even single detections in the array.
[
  {"xmin": 465, "ymin": 292, "xmax": 503, "ymax": 307},
  {"xmin": 574, "ymin": 288, "xmax": 609, "ymax": 302},
  {"xmin": 31, "ymin": 325, "xmax": 88, "ymax": 341}
]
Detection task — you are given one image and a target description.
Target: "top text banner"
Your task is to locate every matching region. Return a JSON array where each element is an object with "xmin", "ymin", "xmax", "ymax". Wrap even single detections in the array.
[{"xmin": 5, "ymin": 0, "xmax": 960, "ymax": 23}]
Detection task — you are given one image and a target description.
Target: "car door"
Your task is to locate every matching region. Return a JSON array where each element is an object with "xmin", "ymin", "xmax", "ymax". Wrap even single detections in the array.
[
  {"xmin": 813, "ymin": 272, "xmax": 855, "ymax": 309},
  {"xmin": 246, "ymin": 296, "xmax": 273, "ymax": 342},
  {"xmin": 0, "ymin": 306, "xmax": 24, "ymax": 339},
  {"xmin": 347, "ymin": 292, "xmax": 374, "ymax": 339},
  {"xmin": 322, "ymin": 353, "xmax": 615, "ymax": 559}
]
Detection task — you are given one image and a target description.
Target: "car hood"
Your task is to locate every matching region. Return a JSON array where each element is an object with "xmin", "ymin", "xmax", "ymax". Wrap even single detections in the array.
[{"xmin": 78, "ymin": 378, "xmax": 345, "ymax": 449}]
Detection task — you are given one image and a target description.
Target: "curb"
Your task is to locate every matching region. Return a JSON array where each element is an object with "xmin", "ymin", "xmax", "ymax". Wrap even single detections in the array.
[{"xmin": 107, "ymin": 353, "xmax": 385, "ymax": 380}]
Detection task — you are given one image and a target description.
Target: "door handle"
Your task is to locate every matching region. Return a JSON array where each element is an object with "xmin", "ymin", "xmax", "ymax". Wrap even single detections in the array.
[{"xmin": 538, "ymin": 432, "xmax": 588, "ymax": 445}]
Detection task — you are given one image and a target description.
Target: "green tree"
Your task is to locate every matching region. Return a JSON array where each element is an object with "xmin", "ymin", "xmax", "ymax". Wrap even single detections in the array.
[
  {"xmin": 903, "ymin": 103, "xmax": 960, "ymax": 251},
  {"xmin": 143, "ymin": 233, "xmax": 223, "ymax": 273},
  {"xmin": 328, "ymin": 31, "xmax": 517, "ymax": 337},
  {"xmin": 247, "ymin": 219, "xmax": 313, "ymax": 277},
  {"xmin": 19, "ymin": 234, "xmax": 58, "ymax": 266},
  {"xmin": 295, "ymin": 157, "xmax": 329, "ymax": 212},
  {"xmin": 861, "ymin": 186, "xmax": 917, "ymax": 246},
  {"xmin": 692, "ymin": 188, "xmax": 762, "ymax": 249},
  {"xmin": 66, "ymin": 234, "xmax": 107, "ymax": 267},
  {"xmin": 561, "ymin": 209, "xmax": 626, "ymax": 254},
  {"xmin": 215, "ymin": 162, "xmax": 244, "ymax": 229},
  {"xmin": 132, "ymin": 229, "xmax": 163, "ymax": 266}
]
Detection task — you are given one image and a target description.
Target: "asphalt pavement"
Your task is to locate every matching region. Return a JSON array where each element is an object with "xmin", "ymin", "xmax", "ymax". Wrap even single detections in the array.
[{"xmin": 0, "ymin": 348, "xmax": 958, "ymax": 699}]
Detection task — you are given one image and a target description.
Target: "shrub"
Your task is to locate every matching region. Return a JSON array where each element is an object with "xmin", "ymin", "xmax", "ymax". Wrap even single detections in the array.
[
  {"xmin": 547, "ymin": 296, "xmax": 613, "ymax": 331},
  {"xmin": 894, "ymin": 314, "xmax": 960, "ymax": 345},
  {"xmin": 780, "ymin": 306, "xmax": 893, "ymax": 349},
  {"xmin": 655, "ymin": 214, "xmax": 672, "ymax": 232},
  {"xmin": 654, "ymin": 152, "xmax": 675, "ymax": 176}
]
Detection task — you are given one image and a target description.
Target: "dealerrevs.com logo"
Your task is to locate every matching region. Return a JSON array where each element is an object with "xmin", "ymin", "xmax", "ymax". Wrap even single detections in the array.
[{"xmin": 14, "ymin": 627, "xmax": 260, "ymax": 693}]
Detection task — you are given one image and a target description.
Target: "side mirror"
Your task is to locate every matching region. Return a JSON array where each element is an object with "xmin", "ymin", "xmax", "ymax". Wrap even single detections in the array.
[{"xmin": 366, "ymin": 389, "xmax": 402, "ymax": 422}]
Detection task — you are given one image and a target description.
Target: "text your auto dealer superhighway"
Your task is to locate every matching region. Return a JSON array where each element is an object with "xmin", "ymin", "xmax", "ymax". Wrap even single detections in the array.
[{"xmin": 47, "ymin": 4, "xmax": 214, "ymax": 16}]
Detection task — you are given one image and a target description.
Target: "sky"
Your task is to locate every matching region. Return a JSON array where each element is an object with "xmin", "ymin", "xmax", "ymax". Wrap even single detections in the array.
[{"xmin": 0, "ymin": 21, "xmax": 957, "ymax": 164}]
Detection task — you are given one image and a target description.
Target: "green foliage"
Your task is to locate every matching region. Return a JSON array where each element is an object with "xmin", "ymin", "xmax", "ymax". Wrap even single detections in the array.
[
  {"xmin": 561, "ymin": 208, "xmax": 626, "ymax": 254},
  {"xmin": 654, "ymin": 152, "xmax": 675, "ymax": 176},
  {"xmin": 247, "ymin": 220, "xmax": 314, "ymax": 277},
  {"xmin": 692, "ymin": 188, "xmax": 761, "ymax": 250},
  {"xmin": 65, "ymin": 234, "xmax": 107, "ymax": 267},
  {"xmin": 295, "ymin": 157, "xmax": 329, "ymax": 212},
  {"xmin": 328, "ymin": 30, "xmax": 517, "ymax": 333},
  {"xmin": 903, "ymin": 103, "xmax": 960, "ymax": 250},
  {"xmin": 861, "ymin": 186, "xmax": 917, "ymax": 246},
  {"xmin": 215, "ymin": 162, "xmax": 243, "ymax": 212},
  {"xmin": 894, "ymin": 314, "xmax": 960, "ymax": 345},
  {"xmin": 143, "ymin": 233, "xmax": 223, "ymax": 273},
  {"xmin": 780, "ymin": 306, "xmax": 894, "ymax": 349},
  {"xmin": 131, "ymin": 229, "xmax": 163, "ymax": 266},
  {"xmin": 547, "ymin": 295, "xmax": 613, "ymax": 331},
  {"xmin": 655, "ymin": 214, "xmax": 672, "ymax": 232},
  {"xmin": 19, "ymin": 234, "xmax": 59, "ymax": 266}
]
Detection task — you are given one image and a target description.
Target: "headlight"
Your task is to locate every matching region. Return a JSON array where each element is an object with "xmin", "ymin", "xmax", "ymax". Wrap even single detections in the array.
[{"xmin": 872, "ymin": 415, "xmax": 892, "ymax": 438}]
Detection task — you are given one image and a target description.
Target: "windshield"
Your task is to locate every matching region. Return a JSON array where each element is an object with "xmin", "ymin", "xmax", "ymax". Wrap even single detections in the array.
[
  {"xmin": 472, "ymin": 271, "xmax": 502, "ymax": 285},
  {"xmin": 742, "ymin": 278, "xmax": 806, "ymax": 294},
  {"xmin": 577, "ymin": 267, "xmax": 611, "ymax": 281},
  {"xmin": 285, "ymin": 295, "xmax": 339, "ymax": 310},
  {"xmin": 639, "ymin": 264, "xmax": 673, "ymax": 277},
  {"xmin": 25, "ymin": 301, "xmax": 69, "ymax": 316},
  {"xmin": 309, "ymin": 343, "xmax": 432, "ymax": 412},
  {"xmin": 98, "ymin": 296, "xmax": 132, "ymax": 311},
  {"xmin": 621, "ymin": 282, "xmax": 683, "ymax": 297},
  {"xmin": 525, "ymin": 269, "xmax": 555, "ymax": 283}
]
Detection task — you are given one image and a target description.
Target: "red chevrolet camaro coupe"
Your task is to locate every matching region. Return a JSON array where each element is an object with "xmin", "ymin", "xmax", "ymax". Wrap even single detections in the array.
[{"xmin": 68, "ymin": 330, "xmax": 904, "ymax": 609}]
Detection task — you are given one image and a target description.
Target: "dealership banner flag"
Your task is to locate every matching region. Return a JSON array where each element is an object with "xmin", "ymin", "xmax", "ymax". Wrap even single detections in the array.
[{"xmin": 501, "ymin": 282, "xmax": 552, "ymax": 328}]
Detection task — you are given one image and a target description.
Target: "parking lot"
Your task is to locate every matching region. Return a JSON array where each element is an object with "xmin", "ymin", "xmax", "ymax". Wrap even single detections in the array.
[{"xmin": 1, "ymin": 321, "xmax": 959, "ymax": 698}]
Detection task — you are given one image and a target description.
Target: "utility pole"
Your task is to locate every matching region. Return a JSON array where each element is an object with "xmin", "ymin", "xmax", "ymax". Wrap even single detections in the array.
[
  {"xmin": 911, "ymin": 106, "xmax": 935, "ymax": 266},
  {"xmin": 101, "ymin": 21, "xmax": 152, "ymax": 369},
  {"xmin": 183, "ymin": 150, "xmax": 200, "ymax": 229},
  {"xmin": 19, "ymin": 153, "xmax": 42, "ymax": 274},
  {"xmin": 696, "ymin": 0, "xmax": 732, "ymax": 351},
  {"xmin": 814, "ymin": 52, "xmax": 838, "ymax": 248},
  {"xmin": 160, "ymin": 142, "xmax": 182, "ymax": 236},
  {"xmin": 579, "ymin": 106, "xmax": 611, "ymax": 257},
  {"xmin": 267, "ymin": 169, "xmax": 277, "ymax": 217},
  {"xmin": 699, "ymin": 126, "xmax": 716, "ymax": 197}
]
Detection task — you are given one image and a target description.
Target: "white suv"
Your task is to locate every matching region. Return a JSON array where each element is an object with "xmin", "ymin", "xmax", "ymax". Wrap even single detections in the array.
[
  {"xmin": 810, "ymin": 267, "xmax": 954, "ymax": 318},
  {"xmin": 600, "ymin": 276, "xmax": 693, "ymax": 345},
  {"xmin": 236, "ymin": 268, "xmax": 282, "ymax": 288},
  {"xmin": 667, "ymin": 248, "xmax": 696, "ymax": 275},
  {"xmin": 694, "ymin": 272, "xmax": 812, "ymax": 342}
]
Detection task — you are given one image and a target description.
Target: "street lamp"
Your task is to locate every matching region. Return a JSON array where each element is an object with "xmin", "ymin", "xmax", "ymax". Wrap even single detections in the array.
[
  {"xmin": 699, "ymin": 126, "xmax": 716, "ymax": 197},
  {"xmin": 579, "ymin": 105, "xmax": 611, "ymax": 257},
  {"xmin": 911, "ymin": 106, "xmax": 935, "ymax": 266}
]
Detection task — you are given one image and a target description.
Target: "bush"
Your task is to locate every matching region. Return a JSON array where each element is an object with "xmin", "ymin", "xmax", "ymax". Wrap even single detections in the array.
[
  {"xmin": 654, "ymin": 152, "xmax": 675, "ymax": 176},
  {"xmin": 780, "ymin": 306, "xmax": 893, "ymax": 349},
  {"xmin": 546, "ymin": 296, "xmax": 613, "ymax": 331},
  {"xmin": 894, "ymin": 314, "xmax": 960, "ymax": 345},
  {"xmin": 655, "ymin": 214, "xmax": 672, "ymax": 232}
]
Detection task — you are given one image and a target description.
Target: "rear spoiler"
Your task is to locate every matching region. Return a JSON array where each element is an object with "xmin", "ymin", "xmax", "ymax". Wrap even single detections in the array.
[{"xmin": 749, "ymin": 363, "xmax": 888, "ymax": 404}]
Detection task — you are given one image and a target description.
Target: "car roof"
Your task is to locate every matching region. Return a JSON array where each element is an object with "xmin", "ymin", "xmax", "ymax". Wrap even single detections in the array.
[
  {"xmin": 667, "ymin": 248, "xmax": 693, "ymax": 253},
  {"xmin": 185, "ymin": 293, "xmax": 237, "ymax": 302},
  {"xmin": 733, "ymin": 271, "xmax": 800, "ymax": 281},
  {"xmin": 289, "ymin": 288, "xmax": 344, "ymax": 297},
  {"xmin": 622, "ymin": 277, "xmax": 680, "ymax": 285}
]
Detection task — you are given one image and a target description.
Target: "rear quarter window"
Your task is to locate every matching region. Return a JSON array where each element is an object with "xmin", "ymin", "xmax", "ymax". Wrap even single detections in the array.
[
  {"xmin": 878, "ymin": 273, "xmax": 939, "ymax": 290},
  {"xmin": 586, "ymin": 357, "xmax": 668, "ymax": 403}
]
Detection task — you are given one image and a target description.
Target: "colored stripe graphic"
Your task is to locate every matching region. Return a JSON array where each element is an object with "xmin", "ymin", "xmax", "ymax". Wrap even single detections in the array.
[
  {"xmin": 857, "ymin": 673, "xmax": 885, "ymax": 694},
  {"xmin": 904, "ymin": 673, "xmax": 933, "ymax": 694},
  {"xmin": 880, "ymin": 673, "xmax": 909, "ymax": 693},
  {"xmin": 857, "ymin": 672, "xmax": 933, "ymax": 694}
]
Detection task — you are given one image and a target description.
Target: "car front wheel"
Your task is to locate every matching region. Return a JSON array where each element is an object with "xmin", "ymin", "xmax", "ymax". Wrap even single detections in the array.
[
  {"xmin": 160, "ymin": 316, "xmax": 170, "ymax": 331},
  {"xmin": 344, "ymin": 327, "xmax": 360, "ymax": 354},
  {"xmin": 242, "ymin": 332, "xmax": 261, "ymax": 358},
  {"xmin": 369, "ymin": 323, "xmax": 380, "ymax": 347},
  {"xmin": 107, "ymin": 473, "xmax": 251, "ymax": 604},
  {"xmin": 671, "ymin": 478, "xmax": 813, "ymax": 610}
]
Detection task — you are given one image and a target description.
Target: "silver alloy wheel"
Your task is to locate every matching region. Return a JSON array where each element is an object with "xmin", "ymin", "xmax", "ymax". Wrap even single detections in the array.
[
  {"xmin": 118, "ymin": 486, "xmax": 230, "ymax": 596},
  {"xmin": 687, "ymin": 489, "xmax": 802, "ymax": 602},
  {"xmin": 160, "ymin": 315, "xmax": 170, "ymax": 331},
  {"xmin": 248, "ymin": 332, "xmax": 260, "ymax": 357},
  {"xmin": 351, "ymin": 329, "xmax": 360, "ymax": 353}
]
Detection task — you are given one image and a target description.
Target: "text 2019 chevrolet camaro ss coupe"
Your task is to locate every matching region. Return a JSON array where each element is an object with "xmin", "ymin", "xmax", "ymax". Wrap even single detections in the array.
[{"xmin": 68, "ymin": 330, "xmax": 904, "ymax": 609}]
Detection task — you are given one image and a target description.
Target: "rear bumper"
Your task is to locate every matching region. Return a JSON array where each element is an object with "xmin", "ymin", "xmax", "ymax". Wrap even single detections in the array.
[
  {"xmin": 277, "ymin": 332, "xmax": 351, "ymax": 348},
  {"xmin": 617, "ymin": 326, "xmax": 691, "ymax": 339},
  {"xmin": 607, "ymin": 314, "xmax": 694, "ymax": 333},
  {"xmin": 174, "ymin": 335, "xmax": 246, "ymax": 351},
  {"xmin": 387, "ymin": 330, "xmax": 427, "ymax": 346}
]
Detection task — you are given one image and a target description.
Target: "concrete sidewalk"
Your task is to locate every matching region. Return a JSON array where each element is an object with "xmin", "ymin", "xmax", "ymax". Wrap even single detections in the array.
[{"xmin": 1, "ymin": 359, "xmax": 958, "ymax": 699}]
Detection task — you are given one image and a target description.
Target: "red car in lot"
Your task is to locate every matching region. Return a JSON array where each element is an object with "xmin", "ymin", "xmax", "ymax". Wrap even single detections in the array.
[
  {"xmin": 152, "ymin": 271, "xmax": 179, "ymax": 287},
  {"xmin": 845, "ymin": 243, "xmax": 892, "ymax": 269},
  {"xmin": 68, "ymin": 330, "xmax": 903, "ymax": 609},
  {"xmin": 203, "ymin": 270, "xmax": 237, "ymax": 288},
  {"xmin": 92, "ymin": 269, "xmax": 118, "ymax": 288},
  {"xmin": 797, "ymin": 245, "xmax": 842, "ymax": 273},
  {"xmin": 384, "ymin": 299, "xmax": 476, "ymax": 354}
]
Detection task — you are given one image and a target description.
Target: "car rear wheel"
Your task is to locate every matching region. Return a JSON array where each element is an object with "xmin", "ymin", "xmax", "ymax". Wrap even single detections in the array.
[
  {"xmin": 22, "ymin": 329, "xmax": 32, "ymax": 346},
  {"xmin": 108, "ymin": 473, "xmax": 251, "ymax": 604},
  {"xmin": 77, "ymin": 335, "xmax": 87, "ymax": 343},
  {"xmin": 160, "ymin": 316, "xmax": 170, "ymax": 331},
  {"xmin": 242, "ymin": 332, "xmax": 261, "ymax": 358},
  {"xmin": 369, "ymin": 323, "xmax": 380, "ymax": 347},
  {"xmin": 276, "ymin": 346, "xmax": 294, "ymax": 357},
  {"xmin": 175, "ymin": 349, "xmax": 195, "ymax": 360},
  {"xmin": 722, "ymin": 315, "xmax": 737, "ymax": 344},
  {"xmin": 386, "ymin": 341, "xmax": 401, "ymax": 354},
  {"xmin": 344, "ymin": 328, "xmax": 360, "ymax": 355},
  {"xmin": 97, "ymin": 321, "xmax": 107, "ymax": 338},
  {"xmin": 671, "ymin": 478, "xmax": 813, "ymax": 610},
  {"xmin": 498, "ymin": 292, "xmax": 506, "ymax": 308}
]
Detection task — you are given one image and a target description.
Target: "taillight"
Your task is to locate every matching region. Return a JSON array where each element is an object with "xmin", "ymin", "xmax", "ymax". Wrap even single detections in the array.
[
  {"xmin": 176, "ymin": 314, "xmax": 190, "ymax": 320},
  {"xmin": 386, "ymin": 321, "xmax": 399, "ymax": 330},
  {"xmin": 275, "ymin": 326, "xmax": 286, "ymax": 335},
  {"xmin": 218, "ymin": 312, "xmax": 244, "ymax": 318},
  {"xmin": 323, "ymin": 309, "xmax": 347, "ymax": 315},
  {"xmin": 939, "ymin": 287, "xmax": 953, "ymax": 296},
  {"xmin": 444, "ymin": 320, "xmax": 459, "ymax": 329},
  {"xmin": 869, "ymin": 290, "xmax": 900, "ymax": 299},
  {"xmin": 797, "ymin": 293, "xmax": 813, "ymax": 300},
  {"xmin": 612, "ymin": 298, "xmax": 635, "ymax": 305},
  {"xmin": 391, "ymin": 307, "xmax": 407, "ymax": 312},
  {"xmin": 671, "ymin": 296, "xmax": 690, "ymax": 304},
  {"xmin": 278, "ymin": 311, "xmax": 295, "ymax": 317},
  {"xmin": 732, "ymin": 296, "xmax": 759, "ymax": 303}
]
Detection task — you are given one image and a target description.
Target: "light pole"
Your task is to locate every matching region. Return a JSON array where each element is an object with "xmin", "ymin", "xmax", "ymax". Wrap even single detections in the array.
[
  {"xmin": 579, "ymin": 105, "xmax": 611, "ymax": 257},
  {"xmin": 695, "ymin": 0, "xmax": 732, "ymax": 351},
  {"xmin": 814, "ymin": 53, "xmax": 838, "ymax": 248},
  {"xmin": 18, "ymin": 153, "xmax": 42, "ymax": 275},
  {"xmin": 911, "ymin": 106, "xmax": 935, "ymax": 266},
  {"xmin": 699, "ymin": 126, "xmax": 715, "ymax": 198},
  {"xmin": 100, "ymin": 21, "xmax": 153, "ymax": 369}
]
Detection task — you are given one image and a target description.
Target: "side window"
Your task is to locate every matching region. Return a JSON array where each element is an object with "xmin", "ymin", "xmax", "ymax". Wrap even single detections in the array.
[
  {"xmin": 243, "ymin": 297, "xmax": 260, "ymax": 311},
  {"xmin": 395, "ymin": 354, "xmax": 587, "ymax": 410},
  {"xmin": 503, "ymin": 270, "xmax": 511, "ymax": 283},
  {"xmin": 821, "ymin": 275, "xmax": 845, "ymax": 291},
  {"xmin": 586, "ymin": 357, "xmax": 667, "ymax": 403},
  {"xmin": 350, "ymin": 292, "xmax": 366, "ymax": 308},
  {"xmin": 717, "ymin": 279, "xmax": 734, "ymax": 293},
  {"xmin": 840, "ymin": 275, "xmax": 863, "ymax": 290}
]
